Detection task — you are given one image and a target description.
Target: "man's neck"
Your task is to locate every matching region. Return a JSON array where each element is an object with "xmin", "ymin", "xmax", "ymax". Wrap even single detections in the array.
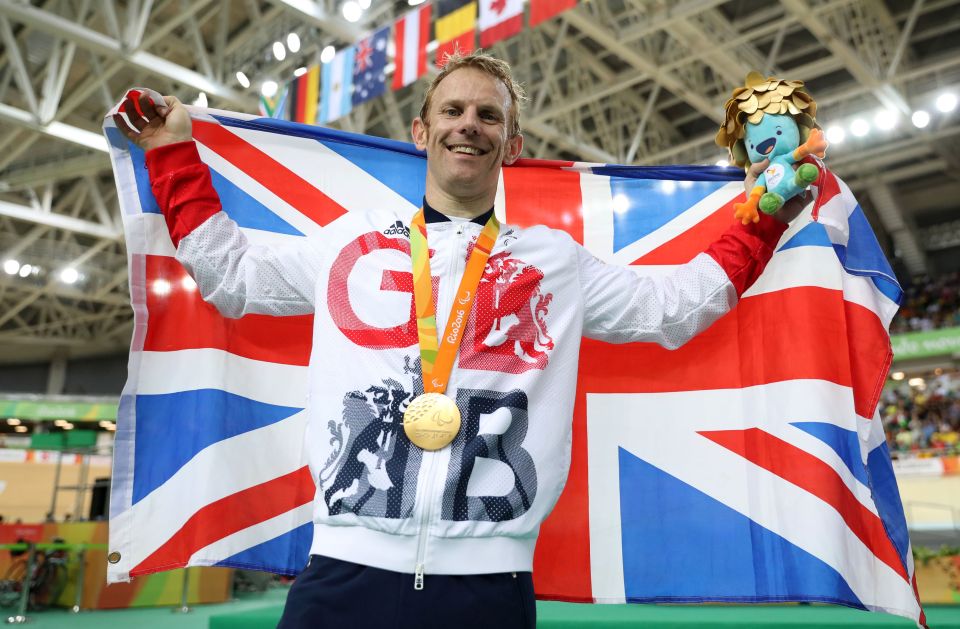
[{"xmin": 424, "ymin": 189, "xmax": 495, "ymax": 219}]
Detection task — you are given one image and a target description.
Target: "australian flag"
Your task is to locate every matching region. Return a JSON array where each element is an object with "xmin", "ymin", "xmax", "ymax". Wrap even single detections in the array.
[
  {"xmin": 102, "ymin": 93, "xmax": 925, "ymax": 627},
  {"xmin": 352, "ymin": 26, "xmax": 389, "ymax": 106}
]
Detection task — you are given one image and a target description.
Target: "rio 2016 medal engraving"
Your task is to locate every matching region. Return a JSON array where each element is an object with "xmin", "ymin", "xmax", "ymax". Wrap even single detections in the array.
[{"xmin": 403, "ymin": 393, "xmax": 461, "ymax": 450}]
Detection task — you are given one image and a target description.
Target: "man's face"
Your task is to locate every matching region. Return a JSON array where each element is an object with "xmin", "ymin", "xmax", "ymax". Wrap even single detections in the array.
[{"xmin": 412, "ymin": 67, "xmax": 523, "ymax": 205}]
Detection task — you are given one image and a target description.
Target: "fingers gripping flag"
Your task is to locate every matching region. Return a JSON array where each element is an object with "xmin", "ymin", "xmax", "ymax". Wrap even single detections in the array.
[{"xmin": 103, "ymin": 94, "xmax": 924, "ymax": 626}]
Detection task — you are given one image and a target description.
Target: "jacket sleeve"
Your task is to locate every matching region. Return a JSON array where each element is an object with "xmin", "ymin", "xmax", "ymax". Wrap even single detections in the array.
[
  {"xmin": 579, "ymin": 215, "xmax": 787, "ymax": 348},
  {"xmin": 145, "ymin": 141, "xmax": 323, "ymax": 318}
]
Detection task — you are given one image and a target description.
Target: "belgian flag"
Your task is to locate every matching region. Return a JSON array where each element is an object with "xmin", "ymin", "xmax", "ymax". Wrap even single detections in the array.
[
  {"xmin": 435, "ymin": 0, "xmax": 476, "ymax": 67},
  {"xmin": 287, "ymin": 65, "xmax": 320, "ymax": 125}
]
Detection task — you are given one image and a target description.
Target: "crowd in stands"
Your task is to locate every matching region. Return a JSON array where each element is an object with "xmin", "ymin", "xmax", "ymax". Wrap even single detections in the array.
[
  {"xmin": 883, "ymin": 371, "xmax": 960, "ymax": 456},
  {"xmin": 889, "ymin": 271, "xmax": 960, "ymax": 334}
]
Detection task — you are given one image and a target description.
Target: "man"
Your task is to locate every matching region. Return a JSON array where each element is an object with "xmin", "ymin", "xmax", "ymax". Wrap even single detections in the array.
[{"xmin": 113, "ymin": 51, "xmax": 802, "ymax": 629}]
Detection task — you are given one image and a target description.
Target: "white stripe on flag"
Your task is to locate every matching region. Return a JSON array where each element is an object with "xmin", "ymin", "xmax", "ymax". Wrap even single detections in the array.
[
  {"xmin": 188, "ymin": 502, "xmax": 314, "ymax": 568},
  {"xmin": 124, "ymin": 214, "xmax": 306, "ymax": 257},
  {"xmin": 401, "ymin": 10, "xmax": 422, "ymax": 87},
  {"xmin": 112, "ymin": 409, "xmax": 309, "ymax": 573},
  {"xmin": 138, "ymin": 349, "xmax": 308, "ymax": 407}
]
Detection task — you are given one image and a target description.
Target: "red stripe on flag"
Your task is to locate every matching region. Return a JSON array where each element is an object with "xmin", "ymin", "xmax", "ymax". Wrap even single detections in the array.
[
  {"xmin": 503, "ymin": 161, "xmax": 583, "ymax": 243},
  {"xmin": 845, "ymin": 299, "xmax": 894, "ymax": 419},
  {"xmin": 417, "ymin": 6, "xmax": 430, "ymax": 78},
  {"xmin": 192, "ymin": 120, "xmax": 347, "ymax": 227},
  {"xmin": 392, "ymin": 17, "xmax": 408, "ymax": 91},
  {"xmin": 699, "ymin": 428, "xmax": 909, "ymax": 582},
  {"xmin": 130, "ymin": 465, "xmax": 315, "ymax": 576},
  {"xmin": 530, "ymin": 0, "xmax": 577, "ymax": 28},
  {"xmin": 533, "ymin": 385, "xmax": 593, "ymax": 601},
  {"xmin": 632, "ymin": 197, "xmax": 740, "ymax": 265},
  {"xmin": 479, "ymin": 15, "xmax": 523, "ymax": 47},
  {"xmin": 143, "ymin": 255, "xmax": 314, "ymax": 366}
]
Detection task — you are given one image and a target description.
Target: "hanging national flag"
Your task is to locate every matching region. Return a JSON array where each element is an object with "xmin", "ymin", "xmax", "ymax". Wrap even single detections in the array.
[
  {"xmin": 479, "ymin": 0, "xmax": 523, "ymax": 47},
  {"xmin": 258, "ymin": 83, "xmax": 289, "ymax": 119},
  {"xmin": 103, "ymin": 91, "xmax": 926, "ymax": 628},
  {"xmin": 321, "ymin": 46, "xmax": 356, "ymax": 123},
  {"xmin": 435, "ymin": 0, "xmax": 477, "ymax": 67},
  {"xmin": 529, "ymin": 0, "xmax": 577, "ymax": 28},
  {"xmin": 287, "ymin": 66, "xmax": 320, "ymax": 124},
  {"xmin": 352, "ymin": 27, "xmax": 389, "ymax": 106},
  {"xmin": 392, "ymin": 5, "xmax": 431, "ymax": 91}
]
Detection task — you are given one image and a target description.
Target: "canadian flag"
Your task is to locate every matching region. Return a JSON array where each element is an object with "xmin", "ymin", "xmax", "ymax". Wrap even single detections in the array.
[
  {"xmin": 479, "ymin": 0, "xmax": 523, "ymax": 48},
  {"xmin": 392, "ymin": 5, "xmax": 431, "ymax": 90}
]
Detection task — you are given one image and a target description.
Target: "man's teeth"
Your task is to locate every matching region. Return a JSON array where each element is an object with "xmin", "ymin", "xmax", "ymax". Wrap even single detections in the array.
[{"xmin": 450, "ymin": 145, "xmax": 483, "ymax": 155}]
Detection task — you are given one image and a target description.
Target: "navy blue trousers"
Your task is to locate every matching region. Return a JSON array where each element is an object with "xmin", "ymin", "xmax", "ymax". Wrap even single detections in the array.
[{"xmin": 277, "ymin": 555, "xmax": 536, "ymax": 629}]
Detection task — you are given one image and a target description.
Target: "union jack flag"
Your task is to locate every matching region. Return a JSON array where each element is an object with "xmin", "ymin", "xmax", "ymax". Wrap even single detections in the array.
[{"xmin": 103, "ymin": 95, "xmax": 923, "ymax": 626}]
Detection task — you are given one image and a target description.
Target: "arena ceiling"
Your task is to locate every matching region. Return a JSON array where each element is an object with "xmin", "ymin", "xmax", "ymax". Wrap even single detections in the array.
[{"xmin": 0, "ymin": 0, "xmax": 959, "ymax": 364}]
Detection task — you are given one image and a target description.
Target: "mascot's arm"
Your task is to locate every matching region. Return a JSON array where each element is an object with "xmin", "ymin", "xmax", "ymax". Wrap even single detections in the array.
[
  {"xmin": 793, "ymin": 128, "xmax": 828, "ymax": 160},
  {"xmin": 147, "ymin": 141, "xmax": 324, "ymax": 318},
  {"xmin": 734, "ymin": 171, "xmax": 766, "ymax": 226}
]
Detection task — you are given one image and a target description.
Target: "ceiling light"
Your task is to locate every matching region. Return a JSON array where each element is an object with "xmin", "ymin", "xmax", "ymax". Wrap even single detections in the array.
[
  {"xmin": 3, "ymin": 259, "xmax": 19, "ymax": 275},
  {"xmin": 294, "ymin": 66, "xmax": 308, "ymax": 77},
  {"xmin": 850, "ymin": 118, "xmax": 870, "ymax": 137},
  {"xmin": 342, "ymin": 1, "xmax": 362, "ymax": 22},
  {"xmin": 236, "ymin": 71, "xmax": 250, "ymax": 89},
  {"xmin": 715, "ymin": 158, "xmax": 729, "ymax": 167},
  {"xmin": 14, "ymin": 426, "xmax": 27, "ymax": 433},
  {"xmin": 287, "ymin": 33, "xmax": 301, "ymax": 53},
  {"xmin": 18, "ymin": 264, "xmax": 32, "ymax": 278},
  {"xmin": 891, "ymin": 371, "xmax": 904, "ymax": 381},
  {"xmin": 59, "ymin": 267, "xmax": 79, "ymax": 284},
  {"xmin": 193, "ymin": 92, "xmax": 208, "ymax": 108},
  {"xmin": 321, "ymin": 46, "xmax": 336, "ymax": 64},
  {"xmin": 612, "ymin": 194, "xmax": 630, "ymax": 215},
  {"xmin": 98, "ymin": 420, "xmax": 114, "ymax": 428},
  {"xmin": 261, "ymin": 81, "xmax": 279, "ymax": 98},
  {"xmin": 825, "ymin": 125, "xmax": 845, "ymax": 144},
  {"xmin": 911, "ymin": 110, "xmax": 930, "ymax": 128},
  {"xmin": 54, "ymin": 419, "xmax": 67, "ymax": 427},
  {"xmin": 6, "ymin": 418, "xmax": 21, "ymax": 426},
  {"xmin": 358, "ymin": 0, "xmax": 371, "ymax": 8},
  {"xmin": 908, "ymin": 377, "xmax": 924, "ymax": 387},
  {"xmin": 936, "ymin": 92, "xmax": 957, "ymax": 113},
  {"xmin": 874, "ymin": 109, "xmax": 897, "ymax": 131},
  {"xmin": 152, "ymin": 278, "xmax": 171, "ymax": 296},
  {"xmin": 273, "ymin": 41, "xmax": 286, "ymax": 61},
  {"xmin": 62, "ymin": 422, "xmax": 74, "ymax": 430}
]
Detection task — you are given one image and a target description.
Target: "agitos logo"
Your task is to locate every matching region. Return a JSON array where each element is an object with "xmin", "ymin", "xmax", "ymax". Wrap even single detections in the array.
[{"xmin": 326, "ymin": 231, "xmax": 554, "ymax": 374}]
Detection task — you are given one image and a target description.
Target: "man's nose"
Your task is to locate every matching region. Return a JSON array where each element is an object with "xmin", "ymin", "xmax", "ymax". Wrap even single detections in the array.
[{"xmin": 459, "ymin": 108, "xmax": 481, "ymax": 135}]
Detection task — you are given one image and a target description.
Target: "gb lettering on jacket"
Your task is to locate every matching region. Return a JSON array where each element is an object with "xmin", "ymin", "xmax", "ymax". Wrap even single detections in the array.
[{"xmin": 327, "ymin": 229, "xmax": 555, "ymax": 374}]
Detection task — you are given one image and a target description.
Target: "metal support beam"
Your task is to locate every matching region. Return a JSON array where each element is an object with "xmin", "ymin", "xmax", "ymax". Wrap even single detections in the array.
[{"xmin": 0, "ymin": 200, "xmax": 122, "ymax": 240}]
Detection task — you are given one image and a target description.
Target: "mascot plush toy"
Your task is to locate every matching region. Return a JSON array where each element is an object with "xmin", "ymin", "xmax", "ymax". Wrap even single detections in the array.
[{"xmin": 715, "ymin": 71, "xmax": 829, "ymax": 225}]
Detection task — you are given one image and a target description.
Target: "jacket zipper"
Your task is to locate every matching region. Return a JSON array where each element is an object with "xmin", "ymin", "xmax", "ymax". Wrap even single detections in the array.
[{"xmin": 413, "ymin": 222, "xmax": 465, "ymax": 590}]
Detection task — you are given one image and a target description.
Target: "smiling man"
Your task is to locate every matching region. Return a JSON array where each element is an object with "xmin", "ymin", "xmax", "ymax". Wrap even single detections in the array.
[{"xmin": 113, "ymin": 51, "xmax": 802, "ymax": 629}]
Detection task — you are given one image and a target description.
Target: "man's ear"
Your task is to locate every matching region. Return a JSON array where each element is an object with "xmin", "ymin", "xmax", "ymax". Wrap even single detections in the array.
[
  {"xmin": 411, "ymin": 117, "xmax": 428, "ymax": 151},
  {"xmin": 502, "ymin": 133, "xmax": 524, "ymax": 166}
]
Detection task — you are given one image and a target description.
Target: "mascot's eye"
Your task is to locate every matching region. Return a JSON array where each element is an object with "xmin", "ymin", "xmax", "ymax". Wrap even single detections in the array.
[
  {"xmin": 776, "ymin": 130, "xmax": 782, "ymax": 135},
  {"xmin": 749, "ymin": 143, "xmax": 754, "ymax": 149}
]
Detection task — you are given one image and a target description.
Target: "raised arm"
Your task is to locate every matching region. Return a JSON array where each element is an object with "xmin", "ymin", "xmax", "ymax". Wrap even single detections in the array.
[
  {"xmin": 114, "ymin": 91, "xmax": 321, "ymax": 318},
  {"xmin": 579, "ymin": 213, "xmax": 787, "ymax": 348}
]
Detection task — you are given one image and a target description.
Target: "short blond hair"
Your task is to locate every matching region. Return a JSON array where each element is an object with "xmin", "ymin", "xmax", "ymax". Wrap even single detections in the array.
[{"xmin": 419, "ymin": 50, "xmax": 526, "ymax": 136}]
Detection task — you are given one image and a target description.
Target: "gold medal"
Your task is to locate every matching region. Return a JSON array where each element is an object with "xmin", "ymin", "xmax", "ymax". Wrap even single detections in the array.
[{"xmin": 403, "ymin": 393, "xmax": 461, "ymax": 451}]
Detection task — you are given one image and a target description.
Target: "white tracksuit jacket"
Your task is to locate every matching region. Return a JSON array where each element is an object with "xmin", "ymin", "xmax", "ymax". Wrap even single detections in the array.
[{"xmin": 146, "ymin": 141, "xmax": 786, "ymax": 579}]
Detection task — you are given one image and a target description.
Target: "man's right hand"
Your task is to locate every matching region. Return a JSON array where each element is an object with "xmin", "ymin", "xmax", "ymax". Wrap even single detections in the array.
[{"xmin": 112, "ymin": 91, "xmax": 192, "ymax": 152}]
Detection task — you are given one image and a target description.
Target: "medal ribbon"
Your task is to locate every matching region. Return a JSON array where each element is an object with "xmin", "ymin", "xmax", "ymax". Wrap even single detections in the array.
[{"xmin": 410, "ymin": 208, "xmax": 499, "ymax": 393}]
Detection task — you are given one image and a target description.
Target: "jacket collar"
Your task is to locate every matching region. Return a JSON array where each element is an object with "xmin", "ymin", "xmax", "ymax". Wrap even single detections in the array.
[{"xmin": 423, "ymin": 198, "xmax": 494, "ymax": 225}]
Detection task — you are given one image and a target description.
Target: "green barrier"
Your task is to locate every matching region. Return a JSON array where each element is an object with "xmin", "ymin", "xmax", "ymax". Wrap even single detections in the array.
[{"xmin": 892, "ymin": 326, "xmax": 960, "ymax": 360}]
